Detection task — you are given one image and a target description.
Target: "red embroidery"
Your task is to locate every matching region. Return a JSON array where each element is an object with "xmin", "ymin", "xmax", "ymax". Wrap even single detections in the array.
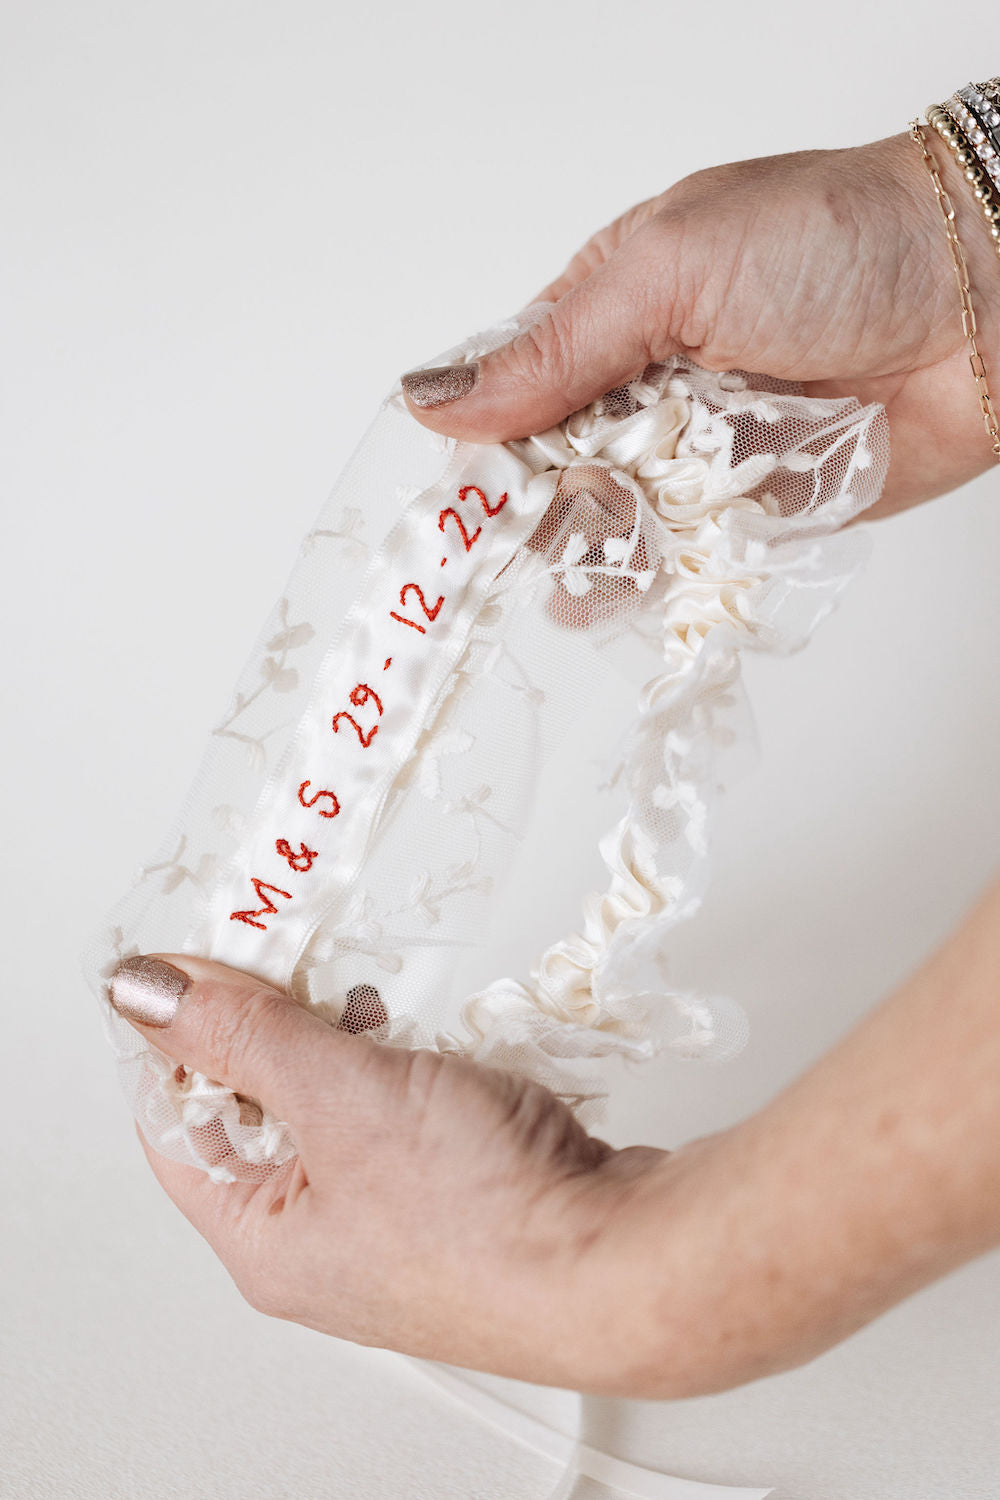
[
  {"xmin": 230, "ymin": 878, "xmax": 292, "ymax": 930},
  {"xmin": 332, "ymin": 710, "xmax": 378, "ymax": 747},
  {"xmin": 399, "ymin": 582, "xmax": 444, "ymax": 623},
  {"xmin": 438, "ymin": 507, "xmax": 481, "ymax": 552},
  {"xmin": 333, "ymin": 683, "xmax": 383, "ymax": 744},
  {"xmin": 237, "ymin": 473, "xmax": 514, "ymax": 936},
  {"xmin": 459, "ymin": 484, "xmax": 509, "ymax": 518},
  {"xmin": 275, "ymin": 838, "xmax": 319, "ymax": 872},
  {"xmin": 390, "ymin": 610, "xmax": 425, "ymax": 634},
  {"xmin": 350, "ymin": 682, "xmax": 384, "ymax": 716},
  {"xmin": 297, "ymin": 780, "xmax": 340, "ymax": 818}
]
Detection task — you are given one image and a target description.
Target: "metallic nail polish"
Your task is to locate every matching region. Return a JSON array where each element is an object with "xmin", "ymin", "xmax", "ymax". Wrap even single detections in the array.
[
  {"xmin": 401, "ymin": 361, "xmax": 480, "ymax": 408},
  {"xmin": 109, "ymin": 955, "xmax": 190, "ymax": 1027}
]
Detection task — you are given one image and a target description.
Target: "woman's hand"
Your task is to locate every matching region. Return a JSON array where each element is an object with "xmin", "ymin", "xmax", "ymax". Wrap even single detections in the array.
[
  {"xmin": 111, "ymin": 872, "xmax": 1000, "ymax": 1399},
  {"xmin": 402, "ymin": 133, "xmax": 1000, "ymax": 518},
  {"xmin": 109, "ymin": 952, "xmax": 671, "ymax": 1392}
]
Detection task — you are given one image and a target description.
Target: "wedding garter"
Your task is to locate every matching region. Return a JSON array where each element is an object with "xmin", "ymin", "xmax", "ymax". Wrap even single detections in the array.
[{"xmin": 85, "ymin": 308, "xmax": 889, "ymax": 1182}]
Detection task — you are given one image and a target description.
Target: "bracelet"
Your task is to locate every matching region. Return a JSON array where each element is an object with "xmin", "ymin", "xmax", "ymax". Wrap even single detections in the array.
[
  {"xmin": 925, "ymin": 104, "xmax": 1000, "ymax": 252},
  {"xmin": 954, "ymin": 82, "xmax": 1000, "ymax": 180},
  {"xmin": 910, "ymin": 112, "xmax": 1000, "ymax": 461}
]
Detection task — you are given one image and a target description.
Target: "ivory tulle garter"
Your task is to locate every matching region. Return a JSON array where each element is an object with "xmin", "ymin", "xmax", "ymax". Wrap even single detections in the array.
[{"xmin": 85, "ymin": 307, "xmax": 889, "ymax": 1182}]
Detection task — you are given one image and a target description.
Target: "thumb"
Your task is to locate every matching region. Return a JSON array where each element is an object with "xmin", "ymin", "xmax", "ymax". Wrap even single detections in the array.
[
  {"xmin": 401, "ymin": 230, "xmax": 679, "ymax": 443},
  {"xmin": 108, "ymin": 952, "xmax": 375, "ymax": 1136}
]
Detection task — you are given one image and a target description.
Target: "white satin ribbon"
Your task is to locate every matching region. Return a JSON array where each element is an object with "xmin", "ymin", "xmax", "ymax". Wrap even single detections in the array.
[
  {"xmin": 415, "ymin": 1363, "xmax": 773, "ymax": 1500},
  {"xmin": 192, "ymin": 441, "xmax": 553, "ymax": 990}
]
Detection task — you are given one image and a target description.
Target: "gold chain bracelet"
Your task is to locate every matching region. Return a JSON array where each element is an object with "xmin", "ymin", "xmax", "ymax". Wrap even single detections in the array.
[{"xmin": 910, "ymin": 116, "xmax": 1000, "ymax": 461}]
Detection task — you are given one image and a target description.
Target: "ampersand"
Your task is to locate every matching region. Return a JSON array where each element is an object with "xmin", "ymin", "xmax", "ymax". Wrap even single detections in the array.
[{"xmin": 275, "ymin": 838, "xmax": 319, "ymax": 872}]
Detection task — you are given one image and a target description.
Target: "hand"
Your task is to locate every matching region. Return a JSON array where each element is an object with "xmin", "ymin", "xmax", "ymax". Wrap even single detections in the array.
[
  {"xmin": 112, "ymin": 871, "xmax": 1000, "ymax": 1400},
  {"xmin": 111, "ymin": 952, "xmax": 672, "ymax": 1393},
  {"xmin": 402, "ymin": 133, "xmax": 1000, "ymax": 518}
]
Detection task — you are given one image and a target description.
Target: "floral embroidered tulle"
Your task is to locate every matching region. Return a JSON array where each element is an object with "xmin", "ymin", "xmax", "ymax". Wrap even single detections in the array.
[{"xmin": 85, "ymin": 307, "xmax": 889, "ymax": 1182}]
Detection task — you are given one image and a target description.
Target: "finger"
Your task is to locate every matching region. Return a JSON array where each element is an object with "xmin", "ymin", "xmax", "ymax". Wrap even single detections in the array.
[
  {"xmin": 533, "ymin": 235, "xmax": 619, "ymax": 307},
  {"xmin": 134, "ymin": 1120, "xmax": 304, "ymax": 1287},
  {"xmin": 108, "ymin": 952, "xmax": 377, "ymax": 1138},
  {"xmin": 135, "ymin": 1118, "xmax": 255, "ymax": 1230},
  {"xmin": 401, "ymin": 219, "xmax": 680, "ymax": 444},
  {"xmin": 532, "ymin": 195, "xmax": 662, "ymax": 306}
]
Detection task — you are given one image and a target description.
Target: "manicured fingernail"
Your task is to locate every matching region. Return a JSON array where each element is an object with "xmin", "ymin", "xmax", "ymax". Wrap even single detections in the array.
[
  {"xmin": 401, "ymin": 362, "xmax": 480, "ymax": 408},
  {"xmin": 109, "ymin": 955, "xmax": 190, "ymax": 1027}
]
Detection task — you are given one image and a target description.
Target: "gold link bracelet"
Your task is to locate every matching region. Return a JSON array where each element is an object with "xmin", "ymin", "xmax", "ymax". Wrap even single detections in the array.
[{"xmin": 910, "ymin": 115, "xmax": 1000, "ymax": 461}]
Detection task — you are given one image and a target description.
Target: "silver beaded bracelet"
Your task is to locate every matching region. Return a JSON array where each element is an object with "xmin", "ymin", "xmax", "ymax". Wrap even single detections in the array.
[{"xmin": 945, "ymin": 82, "xmax": 1000, "ymax": 194}]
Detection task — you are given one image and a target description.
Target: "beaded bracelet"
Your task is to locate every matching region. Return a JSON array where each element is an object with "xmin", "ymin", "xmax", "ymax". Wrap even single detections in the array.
[
  {"xmin": 955, "ymin": 82, "xmax": 1000, "ymax": 176},
  {"xmin": 959, "ymin": 85, "xmax": 995, "ymax": 135},
  {"xmin": 910, "ymin": 105, "xmax": 1000, "ymax": 460},
  {"xmin": 924, "ymin": 103, "xmax": 1000, "ymax": 254}
]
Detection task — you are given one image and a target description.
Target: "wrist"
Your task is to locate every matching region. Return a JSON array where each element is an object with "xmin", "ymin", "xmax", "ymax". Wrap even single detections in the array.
[
  {"xmin": 906, "ymin": 119, "xmax": 1000, "ymax": 464},
  {"xmin": 552, "ymin": 1129, "xmax": 773, "ymax": 1399},
  {"xmin": 851, "ymin": 128, "xmax": 1000, "ymax": 516}
]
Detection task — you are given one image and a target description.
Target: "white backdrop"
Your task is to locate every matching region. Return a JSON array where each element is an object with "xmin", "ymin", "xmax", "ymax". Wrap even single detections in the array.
[{"xmin": 3, "ymin": 2, "xmax": 999, "ymax": 1495}]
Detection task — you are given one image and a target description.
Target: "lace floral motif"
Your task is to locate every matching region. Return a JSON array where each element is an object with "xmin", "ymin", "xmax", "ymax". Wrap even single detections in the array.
[
  {"xmin": 457, "ymin": 358, "xmax": 886, "ymax": 1094},
  {"xmin": 85, "ymin": 312, "xmax": 888, "ymax": 1180},
  {"xmin": 211, "ymin": 599, "xmax": 316, "ymax": 771}
]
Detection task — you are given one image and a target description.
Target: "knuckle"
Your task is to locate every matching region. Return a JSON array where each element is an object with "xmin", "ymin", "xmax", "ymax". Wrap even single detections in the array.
[
  {"xmin": 627, "ymin": 212, "xmax": 682, "ymax": 282},
  {"xmin": 626, "ymin": 208, "xmax": 715, "ymax": 359},
  {"xmin": 561, "ymin": 229, "xmax": 614, "ymax": 284},
  {"xmin": 398, "ymin": 1047, "xmax": 490, "ymax": 1152},
  {"xmin": 507, "ymin": 312, "xmax": 576, "ymax": 397},
  {"xmin": 503, "ymin": 1077, "xmax": 580, "ymax": 1160},
  {"xmin": 400, "ymin": 1044, "xmax": 449, "ymax": 1113},
  {"xmin": 627, "ymin": 209, "xmax": 674, "ymax": 251},
  {"xmin": 199, "ymin": 983, "xmax": 290, "ymax": 1088},
  {"xmin": 658, "ymin": 160, "xmax": 742, "ymax": 211}
]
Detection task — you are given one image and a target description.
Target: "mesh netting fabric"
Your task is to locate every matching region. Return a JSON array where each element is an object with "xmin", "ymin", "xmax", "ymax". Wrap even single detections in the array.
[{"xmin": 84, "ymin": 307, "xmax": 889, "ymax": 1182}]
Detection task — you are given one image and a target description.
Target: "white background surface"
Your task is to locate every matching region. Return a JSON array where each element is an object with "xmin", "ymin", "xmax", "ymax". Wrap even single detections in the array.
[{"xmin": 3, "ymin": 2, "xmax": 1000, "ymax": 1495}]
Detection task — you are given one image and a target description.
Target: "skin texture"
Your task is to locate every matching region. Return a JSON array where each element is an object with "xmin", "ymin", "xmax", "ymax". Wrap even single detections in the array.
[
  {"xmin": 125, "ymin": 876, "xmax": 1000, "ymax": 1398},
  {"xmin": 120, "ymin": 129, "xmax": 1000, "ymax": 1396},
  {"xmin": 402, "ymin": 133, "xmax": 1000, "ymax": 518}
]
